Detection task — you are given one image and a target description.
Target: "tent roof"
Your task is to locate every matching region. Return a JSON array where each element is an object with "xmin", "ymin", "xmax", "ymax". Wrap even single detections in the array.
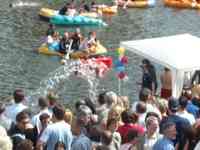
[{"xmin": 120, "ymin": 34, "xmax": 200, "ymax": 71}]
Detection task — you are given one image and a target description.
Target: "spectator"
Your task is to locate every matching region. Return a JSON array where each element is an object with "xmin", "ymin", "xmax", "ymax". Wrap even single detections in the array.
[
  {"xmin": 32, "ymin": 97, "xmax": 52, "ymax": 135},
  {"xmin": 160, "ymin": 98, "xmax": 192, "ymax": 150},
  {"xmin": 8, "ymin": 111, "xmax": 36, "ymax": 150},
  {"xmin": 16, "ymin": 139, "xmax": 33, "ymax": 150},
  {"xmin": 177, "ymin": 97, "xmax": 195, "ymax": 125},
  {"xmin": 5, "ymin": 89, "xmax": 28, "ymax": 123},
  {"xmin": 153, "ymin": 122, "xmax": 176, "ymax": 150},
  {"xmin": 0, "ymin": 102, "xmax": 12, "ymax": 130},
  {"xmin": 37, "ymin": 104, "xmax": 73, "ymax": 150}
]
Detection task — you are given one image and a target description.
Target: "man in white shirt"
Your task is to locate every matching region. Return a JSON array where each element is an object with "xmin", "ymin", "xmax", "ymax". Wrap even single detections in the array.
[
  {"xmin": 177, "ymin": 97, "xmax": 195, "ymax": 125},
  {"xmin": 5, "ymin": 89, "xmax": 28, "ymax": 123},
  {"xmin": 36, "ymin": 104, "xmax": 73, "ymax": 150},
  {"xmin": 31, "ymin": 97, "xmax": 52, "ymax": 134}
]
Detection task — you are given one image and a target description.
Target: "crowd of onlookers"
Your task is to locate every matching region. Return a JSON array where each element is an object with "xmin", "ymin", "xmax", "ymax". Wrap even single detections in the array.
[{"xmin": 1, "ymin": 58, "xmax": 200, "ymax": 150}]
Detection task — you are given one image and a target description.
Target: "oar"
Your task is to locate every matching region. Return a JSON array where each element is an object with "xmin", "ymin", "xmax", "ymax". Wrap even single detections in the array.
[{"xmin": 65, "ymin": 39, "xmax": 74, "ymax": 60}]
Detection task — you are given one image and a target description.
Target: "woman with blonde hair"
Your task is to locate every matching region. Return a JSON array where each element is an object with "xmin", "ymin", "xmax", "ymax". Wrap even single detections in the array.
[{"xmin": 64, "ymin": 109, "xmax": 73, "ymax": 126}]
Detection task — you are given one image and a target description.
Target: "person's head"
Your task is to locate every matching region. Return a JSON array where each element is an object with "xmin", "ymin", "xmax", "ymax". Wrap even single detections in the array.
[
  {"xmin": 88, "ymin": 31, "xmax": 96, "ymax": 38},
  {"xmin": 105, "ymin": 91, "xmax": 118, "ymax": 107},
  {"xmin": 39, "ymin": 113, "xmax": 50, "ymax": 128},
  {"xmin": 0, "ymin": 136, "xmax": 12, "ymax": 150},
  {"xmin": 98, "ymin": 91, "xmax": 107, "ymax": 105},
  {"xmin": 52, "ymin": 104, "xmax": 65, "ymax": 121},
  {"xmin": 162, "ymin": 122, "xmax": 176, "ymax": 140},
  {"xmin": 139, "ymin": 88, "xmax": 151, "ymax": 103},
  {"xmin": 16, "ymin": 111, "xmax": 30, "ymax": 131},
  {"xmin": 84, "ymin": 97, "xmax": 96, "ymax": 114},
  {"xmin": 13, "ymin": 89, "xmax": 25, "ymax": 103},
  {"xmin": 179, "ymin": 96, "xmax": 188, "ymax": 110},
  {"xmin": 108, "ymin": 105, "xmax": 123, "ymax": 120},
  {"xmin": 76, "ymin": 105, "xmax": 92, "ymax": 127},
  {"xmin": 64, "ymin": 109, "xmax": 73, "ymax": 125},
  {"xmin": 100, "ymin": 130, "xmax": 113, "ymax": 146},
  {"xmin": 145, "ymin": 116, "xmax": 159, "ymax": 135},
  {"xmin": 46, "ymin": 91, "xmax": 58, "ymax": 106},
  {"xmin": 16, "ymin": 139, "xmax": 33, "ymax": 150},
  {"xmin": 136, "ymin": 101, "xmax": 147, "ymax": 114},
  {"xmin": 0, "ymin": 102, "xmax": 5, "ymax": 114},
  {"xmin": 38, "ymin": 97, "xmax": 48, "ymax": 109},
  {"xmin": 142, "ymin": 59, "xmax": 151, "ymax": 70},
  {"xmin": 64, "ymin": 32, "xmax": 69, "ymax": 39},
  {"xmin": 168, "ymin": 97, "xmax": 179, "ymax": 113},
  {"xmin": 164, "ymin": 67, "xmax": 170, "ymax": 72},
  {"xmin": 145, "ymin": 112, "xmax": 160, "ymax": 123},
  {"xmin": 84, "ymin": 4, "xmax": 90, "ymax": 12},
  {"xmin": 107, "ymin": 118, "xmax": 120, "ymax": 132},
  {"xmin": 75, "ymin": 99, "xmax": 86, "ymax": 110},
  {"xmin": 121, "ymin": 110, "xmax": 138, "ymax": 124}
]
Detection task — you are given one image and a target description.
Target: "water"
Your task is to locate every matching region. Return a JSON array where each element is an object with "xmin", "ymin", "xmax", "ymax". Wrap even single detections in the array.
[{"xmin": 1, "ymin": 0, "xmax": 200, "ymax": 104}]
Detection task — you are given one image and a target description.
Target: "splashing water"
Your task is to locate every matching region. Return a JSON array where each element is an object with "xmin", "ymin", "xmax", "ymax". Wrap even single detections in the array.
[{"xmin": 27, "ymin": 58, "xmax": 109, "ymax": 107}]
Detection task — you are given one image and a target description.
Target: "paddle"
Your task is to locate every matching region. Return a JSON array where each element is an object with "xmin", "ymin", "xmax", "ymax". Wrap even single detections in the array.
[{"xmin": 65, "ymin": 39, "xmax": 74, "ymax": 60}]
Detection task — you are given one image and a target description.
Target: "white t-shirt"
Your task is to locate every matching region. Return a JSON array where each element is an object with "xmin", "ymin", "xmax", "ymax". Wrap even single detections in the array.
[
  {"xmin": 40, "ymin": 121, "xmax": 73, "ymax": 150},
  {"xmin": 31, "ymin": 108, "xmax": 52, "ymax": 133},
  {"xmin": 5, "ymin": 103, "xmax": 28, "ymax": 123},
  {"xmin": 177, "ymin": 110, "xmax": 196, "ymax": 125}
]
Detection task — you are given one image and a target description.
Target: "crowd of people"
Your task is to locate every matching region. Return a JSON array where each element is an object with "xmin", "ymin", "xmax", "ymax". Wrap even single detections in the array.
[{"xmin": 1, "ymin": 59, "xmax": 200, "ymax": 150}]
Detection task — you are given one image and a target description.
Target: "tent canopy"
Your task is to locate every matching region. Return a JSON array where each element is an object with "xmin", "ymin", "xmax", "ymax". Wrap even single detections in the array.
[{"xmin": 120, "ymin": 34, "xmax": 200, "ymax": 97}]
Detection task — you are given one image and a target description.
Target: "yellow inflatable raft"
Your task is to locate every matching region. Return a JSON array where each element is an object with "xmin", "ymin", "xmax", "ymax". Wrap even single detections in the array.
[
  {"xmin": 117, "ymin": 0, "xmax": 155, "ymax": 8},
  {"xmin": 164, "ymin": 0, "xmax": 200, "ymax": 9},
  {"xmin": 38, "ymin": 43, "xmax": 64, "ymax": 56},
  {"xmin": 38, "ymin": 42, "xmax": 107, "ymax": 59},
  {"xmin": 97, "ymin": 5, "xmax": 118, "ymax": 14},
  {"xmin": 39, "ymin": 8, "xmax": 99, "ymax": 19}
]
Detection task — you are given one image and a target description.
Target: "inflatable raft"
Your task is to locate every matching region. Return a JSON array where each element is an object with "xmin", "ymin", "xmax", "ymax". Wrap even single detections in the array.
[
  {"xmin": 117, "ymin": 0, "xmax": 155, "ymax": 8},
  {"xmin": 164, "ymin": 0, "xmax": 200, "ymax": 9},
  {"xmin": 50, "ymin": 15, "xmax": 107, "ymax": 26},
  {"xmin": 38, "ymin": 42, "xmax": 107, "ymax": 59},
  {"xmin": 97, "ymin": 5, "xmax": 118, "ymax": 14},
  {"xmin": 39, "ymin": 8, "xmax": 99, "ymax": 19}
]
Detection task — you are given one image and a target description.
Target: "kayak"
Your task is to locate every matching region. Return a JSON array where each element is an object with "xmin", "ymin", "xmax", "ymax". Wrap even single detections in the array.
[
  {"xmin": 39, "ymin": 7, "xmax": 99, "ymax": 20},
  {"xmin": 50, "ymin": 15, "xmax": 107, "ymax": 26},
  {"xmin": 38, "ymin": 42, "xmax": 107, "ymax": 58},
  {"xmin": 117, "ymin": 0, "xmax": 156, "ymax": 8},
  {"xmin": 164, "ymin": 0, "xmax": 200, "ymax": 9}
]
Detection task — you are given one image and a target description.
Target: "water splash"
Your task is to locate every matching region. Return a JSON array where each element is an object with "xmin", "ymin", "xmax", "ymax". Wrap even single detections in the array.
[{"xmin": 28, "ymin": 59, "xmax": 104, "ymax": 107}]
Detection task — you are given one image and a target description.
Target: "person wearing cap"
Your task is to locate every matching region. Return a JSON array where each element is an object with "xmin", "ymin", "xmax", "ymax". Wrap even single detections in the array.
[
  {"xmin": 153, "ymin": 121, "xmax": 176, "ymax": 150},
  {"xmin": 177, "ymin": 97, "xmax": 195, "ymax": 125},
  {"xmin": 0, "ymin": 102, "xmax": 12, "ymax": 131},
  {"xmin": 160, "ymin": 98, "xmax": 192, "ymax": 150},
  {"xmin": 5, "ymin": 89, "xmax": 28, "ymax": 123}
]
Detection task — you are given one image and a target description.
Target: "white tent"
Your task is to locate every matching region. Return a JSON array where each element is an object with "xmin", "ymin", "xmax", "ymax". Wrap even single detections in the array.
[{"xmin": 120, "ymin": 33, "xmax": 200, "ymax": 98}]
